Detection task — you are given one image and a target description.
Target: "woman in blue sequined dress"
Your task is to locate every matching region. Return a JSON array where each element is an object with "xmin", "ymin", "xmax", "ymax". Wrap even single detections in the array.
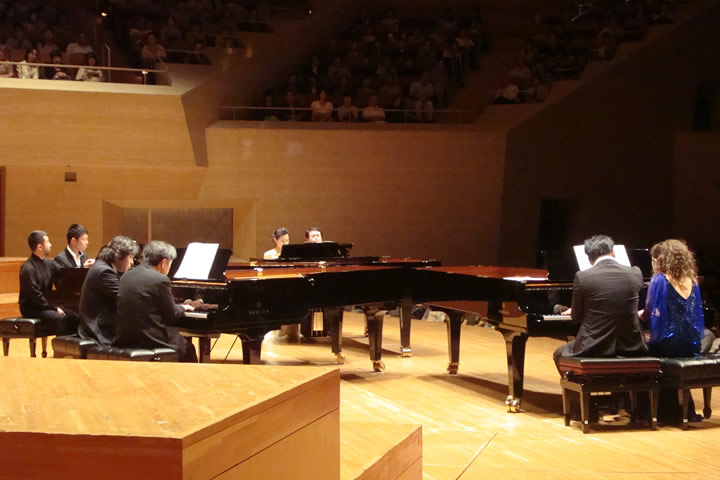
[
  {"xmin": 642, "ymin": 239, "xmax": 710, "ymax": 356},
  {"xmin": 641, "ymin": 239, "xmax": 715, "ymax": 423}
]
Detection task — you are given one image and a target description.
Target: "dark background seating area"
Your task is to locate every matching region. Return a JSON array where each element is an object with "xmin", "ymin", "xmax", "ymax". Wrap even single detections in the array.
[
  {"xmin": 253, "ymin": 6, "xmax": 487, "ymax": 122},
  {"xmin": 493, "ymin": 0, "xmax": 681, "ymax": 105},
  {"xmin": 0, "ymin": 0, "xmax": 96, "ymax": 65}
]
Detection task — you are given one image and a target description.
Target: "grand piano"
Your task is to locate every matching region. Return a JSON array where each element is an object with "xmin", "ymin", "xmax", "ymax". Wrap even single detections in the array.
[
  {"xmin": 403, "ymin": 248, "xmax": 655, "ymax": 412},
  {"xmin": 154, "ymin": 242, "xmax": 437, "ymax": 369}
]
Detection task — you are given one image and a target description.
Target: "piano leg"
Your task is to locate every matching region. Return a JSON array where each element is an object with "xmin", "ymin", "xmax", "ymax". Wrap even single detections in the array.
[
  {"xmin": 325, "ymin": 307, "xmax": 345, "ymax": 364},
  {"xmin": 501, "ymin": 330, "xmax": 528, "ymax": 413},
  {"xmin": 399, "ymin": 300, "xmax": 413, "ymax": 357},
  {"xmin": 198, "ymin": 337, "xmax": 211, "ymax": 363},
  {"xmin": 239, "ymin": 333, "xmax": 264, "ymax": 364},
  {"xmin": 444, "ymin": 310, "xmax": 463, "ymax": 375},
  {"xmin": 366, "ymin": 309, "xmax": 386, "ymax": 372}
]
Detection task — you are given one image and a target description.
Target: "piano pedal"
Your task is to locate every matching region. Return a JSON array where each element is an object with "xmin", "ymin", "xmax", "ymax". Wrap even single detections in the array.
[
  {"xmin": 372, "ymin": 360, "xmax": 385, "ymax": 372},
  {"xmin": 400, "ymin": 347, "xmax": 412, "ymax": 357},
  {"xmin": 335, "ymin": 353, "xmax": 346, "ymax": 365},
  {"xmin": 505, "ymin": 396, "xmax": 522, "ymax": 413},
  {"xmin": 447, "ymin": 362, "xmax": 459, "ymax": 375}
]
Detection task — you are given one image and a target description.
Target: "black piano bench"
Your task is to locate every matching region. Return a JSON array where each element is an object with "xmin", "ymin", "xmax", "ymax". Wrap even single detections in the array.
[
  {"xmin": 558, "ymin": 357, "xmax": 662, "ymax": 433},
  {"xmin": 52, "ymin": 335, "xmax": 98, "ymax": 359},
  {"xmin": 659, "ymin": 354, "xmax": 720, "ymax": 429},
  {"xmin": 86, "ymin": 345, "xmax": 180, "ymax": 362},
  {"xmin": 0, "ymin": 317, "xmax": 56, "ymax": 358}
]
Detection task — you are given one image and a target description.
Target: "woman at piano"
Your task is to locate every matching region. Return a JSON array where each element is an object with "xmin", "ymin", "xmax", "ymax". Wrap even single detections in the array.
[
  {"xmin": 642, "ymin": 239, "xmax": 716, "ymax": 422},
  {"xmin": 264, "ymin": 227, "xmax": 290, "ymax": 260}
]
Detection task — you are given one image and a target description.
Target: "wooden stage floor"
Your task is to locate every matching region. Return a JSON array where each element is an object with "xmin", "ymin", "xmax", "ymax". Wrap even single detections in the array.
[{"xmin": 7, "ymin": 312, "xmax": 720, "ymax": 480}]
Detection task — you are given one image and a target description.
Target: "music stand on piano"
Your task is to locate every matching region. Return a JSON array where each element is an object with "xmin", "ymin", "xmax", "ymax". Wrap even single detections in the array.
[
  {"xmin": 278, "ymin": 242, "xmax": 354, "ymax": 261},
  {"xmin": 169, "ymin": 247, "xmax": 232, "ymax": 282}
]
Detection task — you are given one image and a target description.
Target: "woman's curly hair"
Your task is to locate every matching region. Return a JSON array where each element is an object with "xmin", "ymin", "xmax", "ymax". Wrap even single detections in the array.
[{"xmin": 650, "ymin": 239, "xmax": 697, "ymax": 280}]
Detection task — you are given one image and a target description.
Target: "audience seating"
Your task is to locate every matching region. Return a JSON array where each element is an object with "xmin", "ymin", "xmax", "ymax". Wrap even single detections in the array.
[
  {"xmin": 659, "ymin": 354, "xmax": 720, "ymax": 429},
  {"xmin": 52, "ymin": 335, "xmax": 98, "ymax": 359},
  {"xmin": 86, "ymin": 345, "xmax": 180, "ymax": 362},
  {"xmin": 0, "ymin": 317, "xmax": 56, "ymax": 358},
  {"xmin": 558, "ymin": 356, "xmax": 661, "ymax": 433}
]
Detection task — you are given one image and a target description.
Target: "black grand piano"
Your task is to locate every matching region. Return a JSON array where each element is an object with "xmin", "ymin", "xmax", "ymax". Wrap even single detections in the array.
[{"xmin": 403, "ymin": 248, "xmax": 654, "ymax": 412}]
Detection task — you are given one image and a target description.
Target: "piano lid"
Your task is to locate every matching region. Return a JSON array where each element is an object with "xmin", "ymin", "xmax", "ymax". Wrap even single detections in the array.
[
  {"xmin": 169, "ymin": 246, "xmax": 232, "ymax": 282},
  {"xmin": 541, "ymin": 248, "xmax": 652, "ymax": 281},
  {"xmin": 278, "ymin": 242, "xmax": 353, "ymax": 261}
]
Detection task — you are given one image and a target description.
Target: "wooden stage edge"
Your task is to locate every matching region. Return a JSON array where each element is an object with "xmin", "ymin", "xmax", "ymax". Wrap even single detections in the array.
[{"xmin": 4, "ymin": 313, "xmax": 720, "ymax": 479}]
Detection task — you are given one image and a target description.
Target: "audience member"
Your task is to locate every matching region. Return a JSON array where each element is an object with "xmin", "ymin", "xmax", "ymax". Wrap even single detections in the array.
[
  {"xmin": 65, "ymin": 32, "xmax": 93, "ymax": 57},
  {"xmin": 337, "ymin": 95, "xmax": 359, "ymax": 122},
  {"xmin": 76, "ymin": 53, "xmax": 104, "ymax": 82},
  {"xmin": 363, "ymin": 94, "xmax": 386, "ymax": 122},
  {"xmin": 311, "ymin": 89, "xmax": 333, "ymax": 122},
  {"xmin": 409, "ymin": 71, "xmax": 435, "ymax": 122},
  {"xmin": 185, "ymin": 40, "xmax": 211, "ymax": 65},
  {"xmin": 140, "ymin": 32, "xmax": 166, "ymax": 68},
  {"xmin": 17, "ymin": 48, "xmax": 39, "ymax": 79},
  {"xmin": 45, "ymin": 49, "xmax": 71, "ymax": 80},
  {"xmin": 0, "ymin": 50, "xmax": 14, "ymax": 77}
]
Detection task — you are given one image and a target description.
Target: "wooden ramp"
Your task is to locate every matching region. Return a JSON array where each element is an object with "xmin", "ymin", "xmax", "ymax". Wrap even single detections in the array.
[
  {"xmin": 0, "ymin": 358, "xmax": 340, "ymax": 480},
  {"xmin": 341, "ymin": 422, "xmax": 422, "ymax": 480}
]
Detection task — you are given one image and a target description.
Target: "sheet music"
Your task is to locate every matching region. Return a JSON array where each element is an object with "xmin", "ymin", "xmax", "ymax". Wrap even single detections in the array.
[
  {"xmin": 503, "ymin": 276, "xmax": 548, "ymax": 282},
  {"xmin": 174, "ymin": 243, "xmax": 219, "ymax": 280},
  {"xmin": 573, "ymin": 244, "xmax": 631, "ymax": 271}
]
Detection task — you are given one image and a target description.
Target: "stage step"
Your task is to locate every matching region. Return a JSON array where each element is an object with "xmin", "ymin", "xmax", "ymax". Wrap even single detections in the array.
[
  {"xmin": 341, "ymin": 422, "xmax": 422, "ymax": 480},
  {"xmin": 0, "ymin": 293, "xmax": 19, "ymax": 318}
]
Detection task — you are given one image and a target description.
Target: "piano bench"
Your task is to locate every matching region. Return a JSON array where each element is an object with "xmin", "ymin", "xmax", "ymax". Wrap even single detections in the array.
[
  {"xmin": 0, "ymin": 317, "xmax": 56, "ymax": 358},
  {"xmin": 52, "ymin": 335, "xmax": 98, "ymax": 359},
  {"xmin": 86, "ymin": 345, "xmax": 180, "ymax": 362},
  {"xmin": 659, "ymin": 354, "xmax": 720, "ymax": 429},
  {"xmin": 558, "ymin": 357, "xmax": 662, "ymax": 433}
]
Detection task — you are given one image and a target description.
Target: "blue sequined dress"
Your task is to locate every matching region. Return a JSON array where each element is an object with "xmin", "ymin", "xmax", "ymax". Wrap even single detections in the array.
[{"xmin": 643, "ymin": 273, "xmax": 704, "ymax": 357}]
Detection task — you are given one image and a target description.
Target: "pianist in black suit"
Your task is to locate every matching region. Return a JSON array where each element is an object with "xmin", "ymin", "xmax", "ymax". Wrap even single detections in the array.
[
  {"xmin": 114, "ymin": 240, "xmax": 198, "ymax": 362},
  {"xmin": 54, "ymin": 224, "xmax": 94, "ymax": 269},
  {"xmin": 77, "ymin": 236, "xmax": 139, "ymax": 345},
  {"xmin": 553, "ymin": 234, "xmax": 648, "ymax": 367},
  {"xmin": 305, "ymin": 227, "xmax": 323, "ymax": 243},
  {"xmin": 19, "ymin": 230, "xmax": 79, "ymax": 335}
]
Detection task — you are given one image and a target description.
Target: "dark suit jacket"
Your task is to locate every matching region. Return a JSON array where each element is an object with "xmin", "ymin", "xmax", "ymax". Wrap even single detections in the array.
[
  {"xmin": 114, "ymin": 261, "xmax": 187, "ymax": 353},
  {"xmin": 567, "ymin": 259, "xmax": 648, "ymax": 357},
  {"xmin": 19, "ymin": 254, "xmax": 60, "ymax": 315},
  {"xmin": 77, "ymin": 259, "xmax": 120, "ymax": 345},
  {"xmin": 54, "ymin": 248, "xmax": 88, "ymax": 269}
]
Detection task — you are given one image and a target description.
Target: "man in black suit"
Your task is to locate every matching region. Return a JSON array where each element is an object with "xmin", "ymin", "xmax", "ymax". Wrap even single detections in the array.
[
  {"xmin": 553, "ymin": 234, "xmax": 648, "ymax": 366},
  {"xmin": 19, "ymin": 230, "xmax": 79, "ymax": 334},
  {"xmin": 77, "ymin": 236, "xmax": 138, "ymax": 345},
  {"xmin": 54, "ymin": 224, "xmax": 94, "ymax": 269},
  {"xmin": 114, "ymin": 240, "xmax": 197, "ymax": 362}
]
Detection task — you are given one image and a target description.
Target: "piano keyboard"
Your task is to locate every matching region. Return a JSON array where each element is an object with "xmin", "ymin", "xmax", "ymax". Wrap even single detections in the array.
[
  {"xmin": 542, "ymin": 314, "xmax": 572, "ymax": 322},
  {"xmin": 184, "ymin": 311, "xmax": 209, "ymax": 319}
]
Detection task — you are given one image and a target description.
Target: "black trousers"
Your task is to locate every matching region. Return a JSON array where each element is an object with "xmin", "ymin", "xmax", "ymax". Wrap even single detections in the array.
[{"xmin": 20, "ymin": 307, "xmax": 79, "ymax": 336}]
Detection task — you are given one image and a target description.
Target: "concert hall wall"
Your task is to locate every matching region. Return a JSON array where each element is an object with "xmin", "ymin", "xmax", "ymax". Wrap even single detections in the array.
[{"xmin": 498, "ymin": 0, "xmax": 720, "ymax": 266}]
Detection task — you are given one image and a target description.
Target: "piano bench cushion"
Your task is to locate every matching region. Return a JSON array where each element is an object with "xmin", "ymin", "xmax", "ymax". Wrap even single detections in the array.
[
  {"xmin": 0, "ymin": 317, "xmax": 56, "ymax": 338},
  {"xmin": 559, "ymin": 357, "xmax": 662, "ymax": 377},
  {"xmin": 86, "ymin": 345, "xmax": 180, "ymax": 362},
  {"xmin": 52, "ymin": 335, "xmax": 98, "ymax": 359},
  {"xmin": 659, "ymin": 354, "xmax": 720, "ymax": 385}
]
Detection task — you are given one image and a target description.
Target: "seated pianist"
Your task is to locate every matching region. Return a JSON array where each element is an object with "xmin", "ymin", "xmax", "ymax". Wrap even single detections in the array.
[
  {"xmin": 77, "ymin": 236, "xmax": 139, "ymax": 345},
  {"xmin": 264, "ymin": 227, "xmax": 290, "ymax": 260},
  {"xmin": 54, "ymin": 224, "xmax": 95, "ymax": 269},
  {"xmin": 553, "ymin": 234, "xmax": 648, "ymax": 364},
  {"xmin": 305, "ymin": 227, "xmax": 323, "ymax": 243},
  {"xmin": 19, "ymin": 230, "xmax": 79, "ymax": 335},
  {"xmin": 552, "ymin": 235, "xmax": 648, "ymax": 419},
  {"xmin": 114, "ymin": 240, "xmax": 198, "ymax": 362}
]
